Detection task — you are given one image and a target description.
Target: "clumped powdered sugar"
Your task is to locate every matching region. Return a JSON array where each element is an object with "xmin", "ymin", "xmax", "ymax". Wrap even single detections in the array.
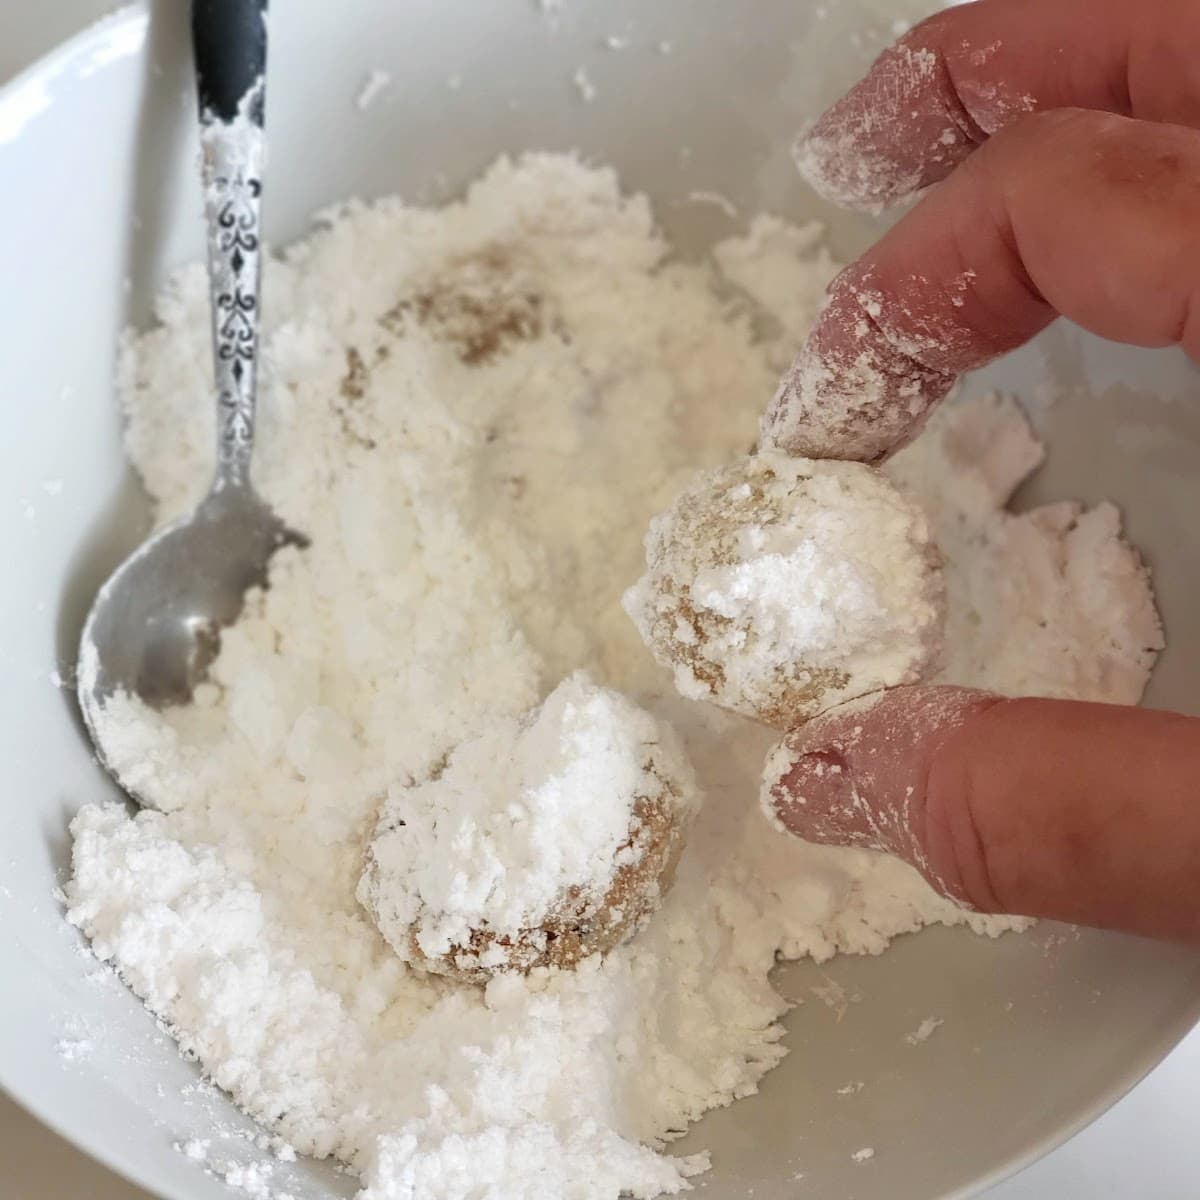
[
  {"xmin": 712, "ymin": 216, "xmax": 840, "ymax": 373},
  {"xmin": 623, "ymin": 454, "xmax": 944, "ymax": 726},
  {"xmin": 355, "ymin": 69, "xmax": 392, "ymax": 112},
  {"xmin": 887, "ymin": 391, "xmax": 1164, "ymax": 699},
  {"xmin": 65, "ymin": 155, "xmax": 1160, "ymax": 1199},
  {"xmin": 905, "ymin": 1016, "xmax": 944, "ymax": 1046}
]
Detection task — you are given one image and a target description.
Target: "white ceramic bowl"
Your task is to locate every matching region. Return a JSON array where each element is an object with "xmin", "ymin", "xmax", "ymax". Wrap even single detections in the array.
[{"xmin": 3, "ymin": 3, "xmax": 1200, "ymax": 1198}]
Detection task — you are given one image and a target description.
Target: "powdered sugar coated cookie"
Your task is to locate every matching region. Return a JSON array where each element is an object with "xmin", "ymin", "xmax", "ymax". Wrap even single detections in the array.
[
  {"xmin": 624, "ymin": 453, "xmax": 944, "ymax": 726},
  {"xmin": 358, "ymin": 674, "xmax": 700, "ymax": 981}
]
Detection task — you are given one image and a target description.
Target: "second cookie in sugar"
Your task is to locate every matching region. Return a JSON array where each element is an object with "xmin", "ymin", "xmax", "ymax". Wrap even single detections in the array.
[{"xmin": 623, "ymin": 452, "xmax": 944, "ymax": 727}]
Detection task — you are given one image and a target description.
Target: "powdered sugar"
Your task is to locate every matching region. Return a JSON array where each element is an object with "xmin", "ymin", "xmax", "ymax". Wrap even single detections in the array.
[
  {"xmin": 905, "ymin": 1016, "xmax": 944, "ymax": 1045},
  {"xmin": 712, "ymin": 216, "xmax": 839, "ymax": 373},
  {"xmin": 65, "ymin": 155, "xmax": 1159, "ymax": 1198},
  {"xmin": 355, "ymin": 69, "xmax": 392, "ymax": 112},
  {"xmin": 55, "ymin": 1036, "xmax": 94, "ymax": 1062},
  {"xmin": 572, "ymin": 67, "xmax": 597, "ymax": 103},
  {"xmin": 623, "ymin": 455, "xmax": 944, "ymax": 726},
  {"xmin": 887, "ymin": 393, "xmax": 1164, "ymax": 699}
]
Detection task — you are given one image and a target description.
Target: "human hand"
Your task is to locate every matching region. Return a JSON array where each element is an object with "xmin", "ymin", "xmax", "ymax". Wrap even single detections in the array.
[
  {"xmin": 762, "ymin": 0, "xmax": 1200, "ymax": 464},
  {"xmin": 760, "ymin": 0, "xmax": 1200, "ymax": 942}
]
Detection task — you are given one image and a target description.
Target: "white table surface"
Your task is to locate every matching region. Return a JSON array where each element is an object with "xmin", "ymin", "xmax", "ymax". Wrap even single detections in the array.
[{"xmin": 3, "ymin": 5, "xmax": 1198, "ymax": 1197}]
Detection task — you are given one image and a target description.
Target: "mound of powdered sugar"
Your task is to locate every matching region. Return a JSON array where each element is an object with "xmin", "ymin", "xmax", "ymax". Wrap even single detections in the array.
[
  {"xmin": 65, "ymin": 155, "xmax": 1161, "ymax": 1200},
  {"xmin": 358, "ymin": 672, "xmax": 700, "ymax": 979},
  {"xmin": 623, "ymin": 452, "xmax": 944, "ymax": 725}
]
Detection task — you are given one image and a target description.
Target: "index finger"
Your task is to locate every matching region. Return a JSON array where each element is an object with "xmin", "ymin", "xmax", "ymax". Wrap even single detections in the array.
[
  {"xmin": 764, "ymin": 108, "xmax": 1200, "ymax": 462},
  {"xmin": 799, "ymin": 0, "xmax": 1200, "ymax": 212}
]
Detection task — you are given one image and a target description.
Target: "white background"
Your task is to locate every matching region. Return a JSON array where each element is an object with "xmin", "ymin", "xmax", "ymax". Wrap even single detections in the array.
[{"xmin": 2, "ymin": 3, "xmax": 1197, "ymax": 1197}]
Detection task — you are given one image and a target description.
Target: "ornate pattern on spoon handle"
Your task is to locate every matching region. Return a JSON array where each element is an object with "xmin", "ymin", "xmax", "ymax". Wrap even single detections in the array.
[{"xmin": 200, "ymin": 101, "xmax": 265, "ymax": 488}]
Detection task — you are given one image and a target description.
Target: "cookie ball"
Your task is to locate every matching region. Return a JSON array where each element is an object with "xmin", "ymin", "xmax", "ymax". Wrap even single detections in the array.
[
  {"xmin": 623, "ymin": 452, "xmax": 944, "ymax": 726},
  {"xmin": 358, "ymin": 674, "xmax": 700, "ymax": 983}
]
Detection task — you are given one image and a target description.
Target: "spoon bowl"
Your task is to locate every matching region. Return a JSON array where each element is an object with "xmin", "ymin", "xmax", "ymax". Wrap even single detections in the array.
[{"xmin": 78, "ymin": 483, "xmax": 300, "ymax": 725}]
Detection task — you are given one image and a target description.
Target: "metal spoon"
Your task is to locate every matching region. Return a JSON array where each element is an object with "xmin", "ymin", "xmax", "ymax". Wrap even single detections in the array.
[{"xmin": 78, "ymin": 0, "xmax": 303, "ymax": 781}]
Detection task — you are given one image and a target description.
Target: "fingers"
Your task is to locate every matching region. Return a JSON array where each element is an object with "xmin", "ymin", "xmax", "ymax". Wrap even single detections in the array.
[
  {"xmin": 764, "ymin": 108, "xmax": 1200, "ymax": 461},
  {"xmin": 763, "ymin": 687, "xmax": 1200, "ymax": 943},
  {"xmin": 797, "ymin": 0, "xmax": 1200, "ymax": 212}
]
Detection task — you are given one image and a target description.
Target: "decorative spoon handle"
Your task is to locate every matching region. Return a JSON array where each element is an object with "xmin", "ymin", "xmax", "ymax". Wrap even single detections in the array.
[{"xmin": 192, "ymin": 0, "xmax": 268, "ymax": 489}]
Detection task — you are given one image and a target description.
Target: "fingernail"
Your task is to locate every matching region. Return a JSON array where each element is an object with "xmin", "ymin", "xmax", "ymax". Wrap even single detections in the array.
[
  {"xmin": 792, "ymin": 43, "xmax": 979, "ymax": 213},
  {"xmin": 760, "ymin": 738, "xmax": 855, "ymax": 838},
  {"xmin": 763, "ymin": 288, "xmax": 953, "ymax": 463},
  {"xmin": 793, "ymin": 118, "xmax": 894, "ymax": 217}
]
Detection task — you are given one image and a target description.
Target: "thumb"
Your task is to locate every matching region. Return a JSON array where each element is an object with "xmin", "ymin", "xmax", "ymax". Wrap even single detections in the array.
[{"xmin": 762, "ymin": 687, "xmax": 1200, "ymax": 943}]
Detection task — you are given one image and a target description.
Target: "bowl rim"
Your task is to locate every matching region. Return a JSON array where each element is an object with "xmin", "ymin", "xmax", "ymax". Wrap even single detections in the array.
[
  {"xmin": 3, "ymin": 8, "xmax": 1200, "ymax": 1200},
  {"xmin": 0, "ymin": 2, "xmax": 147, "ymax": 148}
]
